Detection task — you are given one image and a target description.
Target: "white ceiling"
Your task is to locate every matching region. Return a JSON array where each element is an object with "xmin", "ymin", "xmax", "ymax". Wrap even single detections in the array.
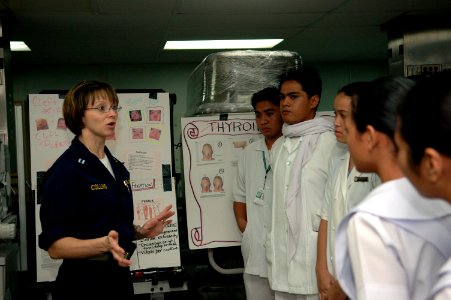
[{"xmin": 3, "ymin": 0, "xmax": 451, "ymax": 65}]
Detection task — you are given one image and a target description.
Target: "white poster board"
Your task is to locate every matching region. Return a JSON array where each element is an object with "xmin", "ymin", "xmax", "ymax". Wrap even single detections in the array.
[
  {"xmin": 181, "ymin": 113, "xmax": 261, "ymax": 249},
  {"xmin": 29, "ymin": 92, "xmax": 180, "ymax": 282}
]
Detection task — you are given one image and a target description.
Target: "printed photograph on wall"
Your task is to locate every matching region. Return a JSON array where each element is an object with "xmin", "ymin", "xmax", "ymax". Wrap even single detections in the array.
[
  {"xmin": 197, "ymin": 141, "xmax": 224, "ymax": 163},
  {"xmin": 130, "ymin": 127, "xmax": 144, "ymax": 141},
  {"xmin": 148, "ymin": 107, "xmax": 164, "ymax": 123},
  {"xmin": 129, "ymin": 109, "xmax": 143, "ymax": 122}
]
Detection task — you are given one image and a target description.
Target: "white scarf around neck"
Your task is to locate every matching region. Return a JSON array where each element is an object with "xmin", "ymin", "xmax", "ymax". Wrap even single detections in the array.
[{"xmin": 281, "ymin": 116, "xmax": 333, "ymax": 260}]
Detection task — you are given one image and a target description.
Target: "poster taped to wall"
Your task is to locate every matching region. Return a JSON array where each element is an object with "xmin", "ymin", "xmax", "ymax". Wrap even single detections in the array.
[
  {"xmin": 181, "ymin": 113, "xmax": 261, "ymax": 249},
  {"xmin": 29, "ymin": 92, "xmax": 180, "ymax": 282}
]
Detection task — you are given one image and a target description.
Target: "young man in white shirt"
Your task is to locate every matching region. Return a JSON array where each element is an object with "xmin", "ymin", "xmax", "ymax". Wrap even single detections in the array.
[
  {"xmin": 267, "ymin": 67, "xmax": 338, "ymax": 300},
  {"xmin": 233, "ymin": 87, "xmax": 283, "ymax": 300}
]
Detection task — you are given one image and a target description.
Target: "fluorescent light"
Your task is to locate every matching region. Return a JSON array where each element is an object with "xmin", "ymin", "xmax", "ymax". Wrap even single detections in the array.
[
  {"xmin": 10, "ymin": 41, "xmax": 31, "ymax": 51},
  {"xmin": 164, "ymin": 39, "xmax": 283, "ymax": 50}
]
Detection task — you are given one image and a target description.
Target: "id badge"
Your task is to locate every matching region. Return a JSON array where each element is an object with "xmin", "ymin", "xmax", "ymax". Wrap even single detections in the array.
[{"xmin": 254, "ymin": 189, "xmax": 265, "ymax": 205}]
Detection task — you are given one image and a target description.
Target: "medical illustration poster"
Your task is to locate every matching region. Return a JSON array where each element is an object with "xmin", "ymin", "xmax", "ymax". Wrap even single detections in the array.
[
  {"xmin": 181, "ymin": 114, "xmax": 261, "ymax": 249},
  {"xmin": 29, "ymin": 92, "xmax": 180, "ymax": 282}
]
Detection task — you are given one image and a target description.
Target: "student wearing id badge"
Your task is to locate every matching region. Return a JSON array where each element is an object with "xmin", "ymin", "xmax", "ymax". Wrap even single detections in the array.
[
  {"xmin": 233, "ymin": 87, "xmax": 283, "ymax": 300},
  {"xmin": 254, "ymin": 150, "xmax": 271, "ymax": 204}
]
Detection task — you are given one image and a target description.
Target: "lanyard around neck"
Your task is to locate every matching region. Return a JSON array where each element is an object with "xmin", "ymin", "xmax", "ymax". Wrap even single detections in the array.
[
  {"xmin": 262, "ymin": 151, "xmax": 271, "ymax": 175},
  {"xmin": 262, "ymin": 152, "xmax": 271, "ymax": 188}
]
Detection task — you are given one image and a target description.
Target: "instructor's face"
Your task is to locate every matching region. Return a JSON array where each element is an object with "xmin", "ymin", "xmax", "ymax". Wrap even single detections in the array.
[{"xmin": 82, "ymin": 93, "xmax": 118, "ymax": 139}]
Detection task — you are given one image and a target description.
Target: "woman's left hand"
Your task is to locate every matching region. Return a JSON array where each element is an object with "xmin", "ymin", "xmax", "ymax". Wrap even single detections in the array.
[{"xmin": 139, "ymin": 204, "xmax": 175, "ymax": 239}]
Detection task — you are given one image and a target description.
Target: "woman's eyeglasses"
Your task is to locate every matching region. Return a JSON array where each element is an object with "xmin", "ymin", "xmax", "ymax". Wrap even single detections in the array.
[{"xmin": 86, "ymin": 105, "xmax": 122, "ymax": 113}]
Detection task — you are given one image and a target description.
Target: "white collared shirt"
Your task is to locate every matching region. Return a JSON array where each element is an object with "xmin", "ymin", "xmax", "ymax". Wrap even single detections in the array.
[
  {"xmin": 233, "ymin": 137, "xmax": 274, "ymax": 277},
  {"xmin": 321, "ymin": 150, "xmax": 380, "ymax": 276},
  {"xmin": 430, "ymin": 258, "xmax": 451, "ymax": 300},
  {"xmin": 336, "ymin": 178, "xmax": 451, "ymax": 300},
  {"xmin": 267, "ymin": 131, "xmax": 338, "ymax": 294}
]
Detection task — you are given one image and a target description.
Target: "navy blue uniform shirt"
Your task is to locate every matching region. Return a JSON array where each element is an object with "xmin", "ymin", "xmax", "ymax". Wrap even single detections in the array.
[{"xmin": 39, "ymin": 137, "xmax": 135, "ymax": 253}]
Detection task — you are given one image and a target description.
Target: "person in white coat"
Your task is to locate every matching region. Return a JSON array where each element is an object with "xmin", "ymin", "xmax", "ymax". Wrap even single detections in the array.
[
  {"xmin": 233, "ymin": 87, "xmax": 283, "ymax": 300},
  {"xmin": 335, "ymin": 76, "xmax": 451, "ymax": 300},
  {"xmin": 267, "ymin": 67, "xmax": 338, "ymax": 300},
  {"xmin": 315, "ymin": 82, "xmax": 380, "ymax": 300},
  {"xmin": 394, "ymin": 72, "xmax": 451, "ymax": 300}
]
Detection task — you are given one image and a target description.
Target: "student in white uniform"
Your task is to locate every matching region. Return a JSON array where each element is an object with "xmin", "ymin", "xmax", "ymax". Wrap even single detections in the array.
[
  {"xmin": 394, "ymin": 72, "xmax": 451, "ymax": 300},
  {"xmin": 335, "ymin": 76, "xmax": 451, "ymax": 300},
  {"xmin": 316, "ymin": 82, "xmax": 380, "ymax": 300},
  {"xmin": 267, "ymin": 67, "xmax": 338, "ymax": 300},
  {"xmin": 233, "ymin": 87, "xmax": 283, "ymax": 300}
]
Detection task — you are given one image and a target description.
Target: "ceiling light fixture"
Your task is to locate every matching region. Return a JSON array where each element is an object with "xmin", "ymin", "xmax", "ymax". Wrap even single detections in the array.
[
  {"xmin": 10, "ymin": 41, "xmax": 31, "ymax": 51},
  {"xmin": 164, "ymin": 39, "xmax": 283, "ymax": 50}
]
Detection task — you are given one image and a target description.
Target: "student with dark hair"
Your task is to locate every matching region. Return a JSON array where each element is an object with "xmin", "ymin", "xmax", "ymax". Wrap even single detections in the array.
[
  {"xmin": 233, "ymin": 86, "xmax": 283, "ymax": 300},
  {"xmin": 335, "ymin": 76, "xmax": 451, "ymax": 300},
  {"xmin": 316, "ymin": 82, "xmax": 380, "ymax": 300},
  {"xmin": 38, "ymin": 80, "xmax": 175, "ymax": 300},
  {"xmin": 395, "ymin": 73, "xmax": 451, "ymax": 300},
  {"xmin": 277, "ymin": 67, "xmax": 323, "ymax": 113},
  {"xmin": 267, "ymin": 67, "xmax": 338, "ymax": 299},
  {"xmin": 251, "ymin": 86, "xmax": 281, "ymax": 108}
]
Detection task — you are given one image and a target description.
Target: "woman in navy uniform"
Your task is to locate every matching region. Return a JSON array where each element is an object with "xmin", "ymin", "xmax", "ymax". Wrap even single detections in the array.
[{"xmin": 38, "ymin": 80, "xmax": 175, "ymax": 300}]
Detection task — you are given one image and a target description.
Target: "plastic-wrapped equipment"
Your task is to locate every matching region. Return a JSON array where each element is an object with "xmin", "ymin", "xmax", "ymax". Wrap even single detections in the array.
[{"xmin": 187, "ymin": 50, "xmax": 302, "ymax": 116}]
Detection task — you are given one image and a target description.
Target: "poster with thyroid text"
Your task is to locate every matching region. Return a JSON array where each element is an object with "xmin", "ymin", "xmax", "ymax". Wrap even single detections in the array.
[{"xmin": 181, "ymin": 114, "xmax": 261, "ymax": 249}]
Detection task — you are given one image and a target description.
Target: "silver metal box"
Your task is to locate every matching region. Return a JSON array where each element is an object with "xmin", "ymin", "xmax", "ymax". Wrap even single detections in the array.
[{"xmin": 187, "ymin": 50, "xmax": 302, "ymax": 115}]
